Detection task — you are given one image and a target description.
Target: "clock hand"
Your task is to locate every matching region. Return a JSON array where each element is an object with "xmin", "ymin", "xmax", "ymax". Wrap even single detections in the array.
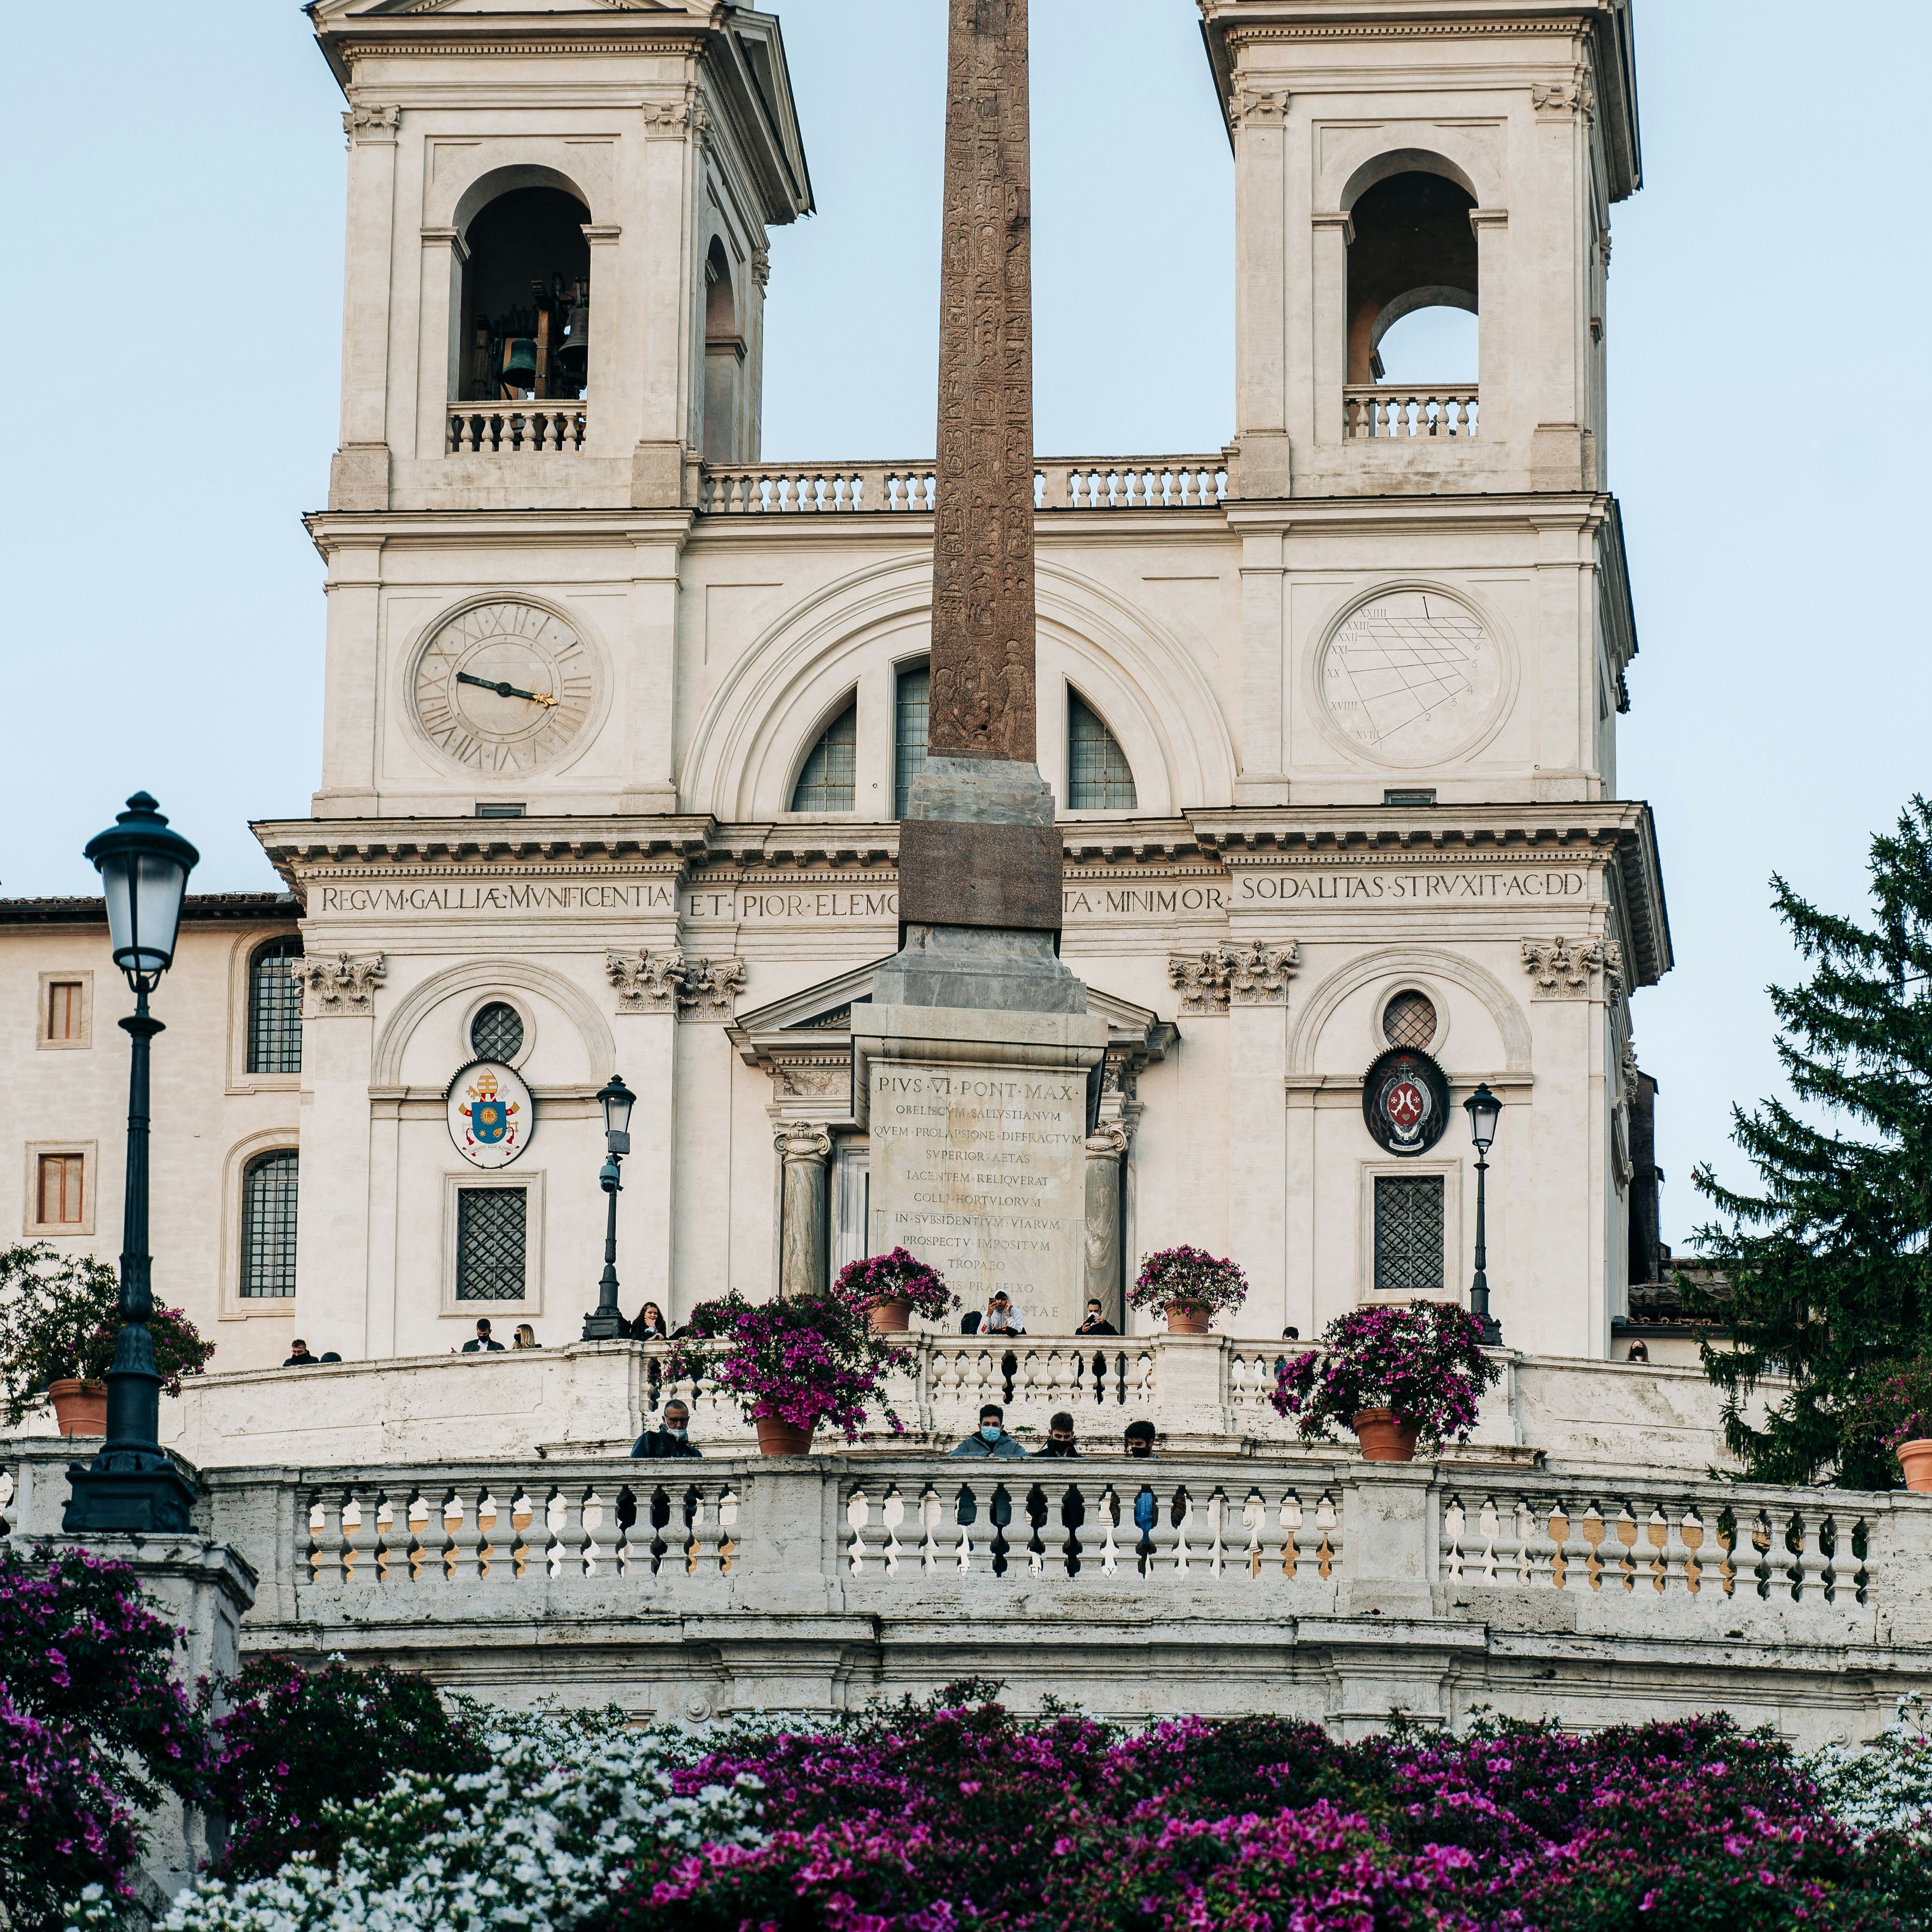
[{"xmin": 455, "ymin": 670, "xmax": 558, "ymax": 708}]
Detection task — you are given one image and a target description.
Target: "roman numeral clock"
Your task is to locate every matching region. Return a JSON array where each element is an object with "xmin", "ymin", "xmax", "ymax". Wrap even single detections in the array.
[{"xmin": 410, "ymin": 601, "xmax": 598, "ymax": 774}]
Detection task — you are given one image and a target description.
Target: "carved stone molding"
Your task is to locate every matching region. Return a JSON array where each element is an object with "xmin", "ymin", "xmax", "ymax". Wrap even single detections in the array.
[
  {"xmin": 771, "ymin": 1057, "xmax": 849, "ymax": 1101},
  {"xmin": 1520, "ymin": 936, "xmax": 1604, "ymax": 998},
  {"xmin": 607, "ymin": 949, "xmax": 684, "ymax": 1014},
  {"xmin": 607, "ymin": 949, "xmax": 745, "ymax": 1019},
  {"xmin": 640, "ymin": 99, "xmax": 696, "ymax": 135},
  {"xmin": 1229, "ymin": 86, "xmax": 1290, "ymax": 130},
  {"xmin": 1620, "ymin": 1035, "xmax": 1639, "ymax": 1093},
  {"xmin": 342, "ymin": 103, "xmax": 400, "ymax": 144},
  {"xmin": 1225, "ymin": 939, "xmax": 1300, "ymax": 1005},
  {"xmin": 677, "ymin": 954, "xmax": 746, "ymax": 1020},
  {"xmin": 1531, "ymin": 75, "xmax": 1594, "ymax": 122},
  {"xmin": 773, "ymin": 1122, "xmax": 833, "ymax": 1165},
  {"xmin": 751, "ymin": 244, "xmax": 771, "ymax": 287},
  {"xmin": 1085, "ymin": 1122, "xmax": 1130, "ymax": 1159},
  {"xmin": 1169, "ymin": 940, "xmax": 1298, "ymax": 1013},
  {"xmin": 293, "ymin": 953, "xmax": 385, "ymax": 1017},
  {"xmin": 1603, "ymin": 939, "xmax": 1626, "ymax": 1005}
]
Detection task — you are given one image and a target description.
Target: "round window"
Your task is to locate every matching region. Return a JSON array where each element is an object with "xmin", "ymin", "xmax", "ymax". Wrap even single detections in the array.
[
  {"xmin": 1381, "ymin": 989, "xmax": 1437, "ymax": 1051},
  {"xmin": 470, "ymin": 1001, "xmax": 525, "ymax": 1063}
]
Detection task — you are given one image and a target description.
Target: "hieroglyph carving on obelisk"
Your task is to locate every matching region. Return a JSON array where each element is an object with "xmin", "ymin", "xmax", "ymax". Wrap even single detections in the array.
[{"xmin": 929, "ymin": 0, "xmax": 1036, "ymax": 765}]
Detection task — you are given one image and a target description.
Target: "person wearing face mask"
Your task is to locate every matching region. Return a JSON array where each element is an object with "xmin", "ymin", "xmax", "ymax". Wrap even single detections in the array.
[
  {"xmin": 629, "ymin": 1398, "xmax": 702, "ymax": 1459},
  {"xmin": 948, "ymin": 1402, "xmax": 1026, "ymax": 1458},
  {"xmin": 1033, "ymin": 1411, "xmax": 1080, "ymax": 1457},
  {"xmin": 1123, "ymin": 1419, "xmax": 1158, "ymax": 1460}
]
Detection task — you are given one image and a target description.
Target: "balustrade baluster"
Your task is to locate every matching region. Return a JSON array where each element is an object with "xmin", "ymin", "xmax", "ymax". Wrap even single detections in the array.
[
  {"xmin": 952, "ymin": 1483, "xmax": 979, "ymax": 1572},
  {"xmin": 1443, "ymin": 1494, "xmax": 1467, "ymax": 1584},
  {"xmin": 1314, "ymin": 1492, "xmax": 1340, "ymax": 1580},
  {"xmin": 1787, "ymin": 1509, "xmax": 1818, "ymax": 1601},
  {"xmin": 1238, "ymin": 1491, "xmax": 1266, "ymax": 1577},
  {"xmin": 882, "ymin": 1490, "xmax": 909, "ymax": 1577},
  {"xmin": 1475, "ymin": 1497, "xmax": 1501, "ymax": 1582},
  {"xmin": 919, "ymin": 1486, "xmax": 943, "ymax": 1573},
  {"xmin": 1147, "ymin": 1484, "xmax": 1184, "ymax": 1576},
  {"xmin": 1679, "ymin": 1509, "xmax": 1706, "ymax": 1596},
  {"xmin": 307, "ymin": 1493, "xmax": 341, "ymax": 1584},
  {"xmin": 580, "ymin": 1491, "xmax": 613, "ymax": 1576},
  {"xmin": 1612, "ymin": 1504, "xmax": 1640, "ymax": 1591},
  {"xmin": 437, "ymin": 1491, "xmax": 474, "ymax": 1582},
  {"xmin": 1096, "ymin": 1487, "xmax": 1123, "ymax": 1576},
  {"xmin": 1548, "ymin": 1502, "xmax": 1572, "ymax": 1591},
  {"xmin": 405, "ymin": 1493, "xmax": 433, "ymax": 1582},
  {"xmin": 550, "ymin": 1489, "xmax": 586, "ymax": 1578},
  {"xmin": 683, "ymin": 1484, "xmax": 723, "ymax": 1576},
  {"xmin": 341, "ymin": 1493, "xmax": 378, "ymax": 1585},
  {"xmin": 1580, "ymin": 1505, "xmax": 1606, "ymax": 1590},
  {"xmin": 372, "ymin": 1496, "xmax": 402, "ymax": 1584},
  {"xmin": 1644, "ymin": 1506, "xmax": 1671, "ymax": 1593}
]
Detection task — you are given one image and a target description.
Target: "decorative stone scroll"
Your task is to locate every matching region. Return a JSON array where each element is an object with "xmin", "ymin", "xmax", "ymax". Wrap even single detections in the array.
[
  {"xmin": 293, "ymin": 953, "xmax": 385, "ymax": 1017},
  {"xmin": 342, "ymin": 103, "xmax": 400, "ymax": 144},
  {"xmin": 1531, "ymin": 75, "xmax": 1594, "ymax": 122},
  {"xmin": 607, "ymin": 950, "xmax": 745, "ymax": 1019},
  {"xmin": 1520, "ymin": 937, "xmax": 1604, "ymax": 998},
  {"xmin": 1168, "ymin": 940, "xmax": 1299, "ymax": 1014},
  {"xmin": 1229, "ymin": 87, "xmax": 1290, "ymax": 131}
]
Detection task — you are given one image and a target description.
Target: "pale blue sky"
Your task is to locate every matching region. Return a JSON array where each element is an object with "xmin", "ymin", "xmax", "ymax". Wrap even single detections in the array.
[{"xmin": 1, "ymin": 2, "xmax": 1925, "ymax": 1246}]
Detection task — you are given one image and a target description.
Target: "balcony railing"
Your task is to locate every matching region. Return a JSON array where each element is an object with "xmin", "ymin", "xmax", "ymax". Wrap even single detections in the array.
[
  {"xmin": 698, "ymin": 455, "xmax": 1229, "ymax": 515},
  {"xmin": 448, "ymin": 404, "xmax": 588, "ymax": 454},
  {"xmin": 1343, "ymin": 386, "xmax": 1479, "ymax": 440}
]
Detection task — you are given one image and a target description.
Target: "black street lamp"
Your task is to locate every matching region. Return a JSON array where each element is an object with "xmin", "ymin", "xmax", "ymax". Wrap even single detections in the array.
[
  {"xmin": 581, "ymin": 1072, "xmax": 637, "ymax": 1340},
  {"xmin": 64, "ymin": 793, "xmax": 200, "ymax": 1534},
  {"xmin": 1462, "ymin": 1081, "xmax": 1503, "ymax": 1348}
]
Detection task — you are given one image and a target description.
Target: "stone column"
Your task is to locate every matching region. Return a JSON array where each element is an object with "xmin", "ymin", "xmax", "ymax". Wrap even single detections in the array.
[
  {"xmin": 775, "ymin": 1124, "xmax": 831, "ymax": 1300},
  {"xmin": 1083, "ymin": 1123, "xmax": 1128, "ymax": 1328}
]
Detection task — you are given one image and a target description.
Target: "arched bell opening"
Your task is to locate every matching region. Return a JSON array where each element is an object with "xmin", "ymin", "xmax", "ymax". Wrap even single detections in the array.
[
  {"xmin": 1346, "ymin": 170, "xmax": 1478, "ymax": 386},
  {"xmin": 703, "ymin": 237, "xmax": 746, "ymax": 461},
  {"xmin": 458, "ymin": 185, "xmax": 591, "ymax": 402}
]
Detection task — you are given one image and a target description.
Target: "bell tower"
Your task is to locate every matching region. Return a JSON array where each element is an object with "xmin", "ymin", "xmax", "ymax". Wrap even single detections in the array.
[{"xmin": 311, "ymin": 0, "xmax": 812, "ymax": 518}]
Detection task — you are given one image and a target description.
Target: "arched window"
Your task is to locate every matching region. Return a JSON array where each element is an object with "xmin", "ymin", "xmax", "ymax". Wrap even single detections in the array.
[
  {"xmin": 893, "ymin": 661, "xmax": 930, "ymax": 821},
  {"xmin": 241, "ymin": 1150, "xmax": 299, "ymax": 1299},
  {"xmin": 1067, "ymin": 692, "xmax": 1137, "ymax": 811},
  {"xmin": 247, "ymin": 938, "xmax": 303, "ymax": 1075},
  {"xmin": 704, "ymin": 237, "xmax": 743, "ymax": 462},
  {"xmin": 458, "ymin": 185, "xmax": 592, "ymax": 401},
  {"xmin": 469, "ymin": 1001, "xmax": 525, "ymax": 1063},
  {"xmin": 1346, "ymin": 170, "xmax": 1478, "ymax": 387},
  {"xmin": 792, "ymin": 700, "xmax": 857, "ymax": 812}
]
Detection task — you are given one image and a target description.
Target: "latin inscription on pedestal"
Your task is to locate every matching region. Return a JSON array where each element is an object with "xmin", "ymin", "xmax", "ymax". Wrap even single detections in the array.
[{"xmin": 868, "ymin": 1061, "xmax": 1087, "ymax": 1314}]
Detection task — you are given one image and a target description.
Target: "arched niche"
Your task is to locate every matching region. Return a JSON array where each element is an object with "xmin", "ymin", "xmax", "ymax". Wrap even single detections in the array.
[
  {"xmin": 372, "ymin": 959, "xmax": 616, "ymax": 1094},
  {"xmin": 1287, "ymin": 949, "xmax": 1531, "ymax": 1078}
]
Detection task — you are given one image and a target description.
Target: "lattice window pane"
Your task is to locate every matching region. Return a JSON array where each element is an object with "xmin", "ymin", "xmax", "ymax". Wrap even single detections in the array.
[
  {"xmin": 241, "ymin": 1150, "xmax": 299, "ymax": 1298},
  {"xmin": 457, "ymin": 1188, "xmax": 527, "ymax": 1301},
  {"xmin": 1382, "ymin": 990, "xmax": 1438, "ymax": 1051},
  {"xmin": 791, "ymin": 700, "xmax": 857, "ymax": 811},
  {"xmin": 248, "ymin": 938, "xmax": 303, "ymax": 1075},
  {"xmin": 1067, "ymin": 692, "xmax": 1137, "ymax": 810},
  {"xmin": 1374, "ymin": 1175, "xmax": 1444, "ymax": 1294},
  {"xmin": 469, "ymin": 1001, "xmax": 525, "ymax": 1063},
  {"xmin": 894, "ymin": 662, "xmax": 929, "ymax": 820}
]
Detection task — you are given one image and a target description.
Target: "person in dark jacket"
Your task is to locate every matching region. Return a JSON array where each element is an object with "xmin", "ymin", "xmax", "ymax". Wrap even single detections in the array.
[
  {"xmin": 949, "ymin": 1403, "xmax": 1026, "ymax": 1458},
  {"xmin": 1075, "ymin": 1300, "xmax": 1118, "ymax": 1336},
  {"xmin": 461, "ymin": 1318, "xmax": 505, "ymax": 1353},
  {"xmin": 282, "ymin": 1339, "xmax": 315, "ymax": 1367},
  {"xmin": 630, "ymin": 1399, "xmax": 701, "ymax": 1458},
  {"xmin": 631, "ymin": 1300, "xmax": 669, "ymax": 1341},
  {"xmin": 1034, "ymin": 1410, "xmax": 1080, "ymax": 1457},
  {"xmin": 1124, "ymin": 1419, "xmax": 1158, "ymax": 1460}
]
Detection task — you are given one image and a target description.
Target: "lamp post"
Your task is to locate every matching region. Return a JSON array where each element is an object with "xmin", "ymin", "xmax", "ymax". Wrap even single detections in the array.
[
  {"xmin": 64, "ymin": 793, "xmax": 199, "ymax": 1534},
  {"xmin": 1462, "ymin": 1081, "xmax": 1503, "ymax": 1348},
  {"xmin": 581, "ymin": 1071, "xmax": 637, "ymax": 1340}
]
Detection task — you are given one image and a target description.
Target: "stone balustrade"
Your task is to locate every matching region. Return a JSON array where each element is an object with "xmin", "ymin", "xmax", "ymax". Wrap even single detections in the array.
[
  {"xmin": 8, "ymin": 1439, "xmax": 1928, "ymax": 1742},
  {"xmin": 447, "ymin": 404, "xmax": 589, "ymax": 453},
  {"xmin": 697, "ymin": 457, "xmax": 1228, "ymax": 515},
  {"xmin": 1342, "ymin": 386, "xmax": 1479, "ymax": 439}
]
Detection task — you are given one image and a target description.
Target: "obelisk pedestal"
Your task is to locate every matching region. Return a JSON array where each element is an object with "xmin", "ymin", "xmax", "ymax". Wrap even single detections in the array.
[{"xmin": 864, "ymin": 0, "xmax": 1105, "ymax": 1331}]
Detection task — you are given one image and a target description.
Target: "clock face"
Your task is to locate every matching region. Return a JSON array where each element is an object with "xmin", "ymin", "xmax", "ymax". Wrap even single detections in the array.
[{"xmin": 411, "ymin": 601, "xmax": 597, "ymax": 773}]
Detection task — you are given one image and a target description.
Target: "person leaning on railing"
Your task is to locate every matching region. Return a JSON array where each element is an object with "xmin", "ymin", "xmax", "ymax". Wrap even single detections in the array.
[
  {"xmin": 1034, "ymin": 1412, "xmax": 1080, "ymax": 1457},
  {"xmin": 630, "ymin": 1398, "xmax": 701, "ymax": 1459},
  {"xmin": 950, "ymin": 1404, "xmax": 1026, "ymax": 1458}
]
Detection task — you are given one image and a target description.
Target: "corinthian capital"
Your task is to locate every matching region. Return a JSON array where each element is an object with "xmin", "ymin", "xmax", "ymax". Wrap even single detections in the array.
[
  {"xmin": 1520, "ymin": 936, "xmax": 1604, "ymax": 998},
  {"xmin": 607, "ymin": 949, "xmax": 683, "ymax": 1014},
  {"xmin": 293, "ymin": 952, "xmax": 385, "ymax": 1017}
]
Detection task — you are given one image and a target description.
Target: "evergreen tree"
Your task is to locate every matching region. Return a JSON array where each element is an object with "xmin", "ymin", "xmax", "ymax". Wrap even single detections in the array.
[{"xmin": 1692, "ymin": 797, "xmax": 1932, "ymax": 1488}]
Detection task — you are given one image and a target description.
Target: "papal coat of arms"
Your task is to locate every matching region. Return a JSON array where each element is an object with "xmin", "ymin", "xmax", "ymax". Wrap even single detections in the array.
[
  {"xmin": 1362, "ymin": 1047, "xmax": 1450, "ymax": 1158},
  {"xmin": 446, "ymin": 1060, "xmax": 534, "ymax": 1169}
]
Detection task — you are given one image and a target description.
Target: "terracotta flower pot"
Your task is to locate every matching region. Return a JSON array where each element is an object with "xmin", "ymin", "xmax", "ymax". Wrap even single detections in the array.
[
  {"xmin": 1352, "ymin": 1407, "xmax": 1420, "ymax": 1463},
  {"xmin": 754, "ymin": 1416, "xmax": 816, "ymax": 1456},
  {"xmin": 49, "ymin": 1378, "xmax": 108, "ymax": 1438},
  {"xmin": 1898, "ymin": 1438, "xmax": 1932, "ymax": 1493},
  {"xmin": 868, "ymin": 1297, "xmax": 913, "ymax": 1333},
  {"xmin": 1165, "ymin": 1306, "xmax": 1212, "ymax": 1335}
]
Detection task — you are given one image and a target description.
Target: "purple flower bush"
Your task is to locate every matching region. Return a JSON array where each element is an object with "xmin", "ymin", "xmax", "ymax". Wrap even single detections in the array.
[
  {"xmin": 1127, "ymin": 1244, "xmax": 1250, "ymax": 1319},
  {"xmin": 1274, "ymin": 1300, "xmax": 1502, "ymax": 1449},
  {"xmin": 587, "ymin": 1689, "xmax": 1910, "ymax": 1930},
  {"xmin": 833, "ymin": 1249, "xmax": 956, "ymax": 1324},
  {"xmin": 0, "ymin": 1543, "xmax": 213, "ymax": 1927},
  {"xmin": 675, "ymin": 1292, "xmax": 907, "ymax": 1442}
]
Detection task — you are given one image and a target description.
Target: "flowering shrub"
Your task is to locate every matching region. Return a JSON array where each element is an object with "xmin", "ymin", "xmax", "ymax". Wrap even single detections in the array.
[
  {"xmin": 1843, "ymin": 1358, "xmax": 1932, "ymax": 1478},
  {"xmin": 1274, "ymin": 1300, "xmax": 1501, "ymax": 1448},
  {"xmin": 675, "ymin": 1293, "xmax": 906, "ymax": 1442},
  {"xmin": 211, "ymin": 1654, "xmax": 489, "ymax": 1878},
  {"xmin": 1127, "ymin": 1244, "xmax": 1249, "ymax": 1319},
  {"xmin": 0, "ymin": 1242, "xmax": 215, "ymax": 1425},
  {"xmin": 165, "ymin": 1705, "xmax": 768, "ymax": 1932},
  {"xmin": 832, "ymin": 1248, "xmax": 955, "ymax": 1323},
  {"xmin": 0, "ymin": 1543, "xmax": 213, "ymax": 1927}
]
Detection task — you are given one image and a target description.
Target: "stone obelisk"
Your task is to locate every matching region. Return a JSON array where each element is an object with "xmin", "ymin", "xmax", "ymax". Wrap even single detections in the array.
[
  {"xmin": 874, "ymin": 0, "xmax": 1080, "ymax": 1014},
  {"xmin": 857, "ymin": 0, "xmax": 1106, "ymax": 1329}
]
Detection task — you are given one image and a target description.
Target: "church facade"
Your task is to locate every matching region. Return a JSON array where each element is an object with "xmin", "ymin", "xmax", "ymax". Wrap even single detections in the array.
[{"xmin": 1, "ymin": 0, "xmax": 1667, "ymax": 1376}]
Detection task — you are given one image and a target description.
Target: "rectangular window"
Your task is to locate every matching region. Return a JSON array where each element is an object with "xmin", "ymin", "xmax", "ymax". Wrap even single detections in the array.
[
  {"xmin": 456, "ymin": 1187, "xmax": 527, "ymax": 1300},
  {"xmin": 894, "ymin": 662, "xmax": 930, "ymax": 820},
  {"xmin": 248, "ymin": 940, "xmax": 303, "ymax": 1075},
  {"xmin": 241, "ymin": 1150, "xmax": 300, "ymax": 1297},
  {"xmin": 46, "ymin": 981, "xmax": 84, "ymax": 1043},
  {"xmin": 37, "ymin": 1154, "xmax": 85, "ymax": 1228},
  {"xmin": 1374, "ymin": 1175, "xmax": 1444, "ymax": 1294}
]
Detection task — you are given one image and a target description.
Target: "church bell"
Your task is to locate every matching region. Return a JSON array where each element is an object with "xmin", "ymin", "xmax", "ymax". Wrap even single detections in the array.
[
  {"xmin": 500, "ymin": 336, "xmax": 539, "ymax": 392},
  {"xmin": 556, "ymin": 300, "xmax": 590, "ymax": 382}
]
